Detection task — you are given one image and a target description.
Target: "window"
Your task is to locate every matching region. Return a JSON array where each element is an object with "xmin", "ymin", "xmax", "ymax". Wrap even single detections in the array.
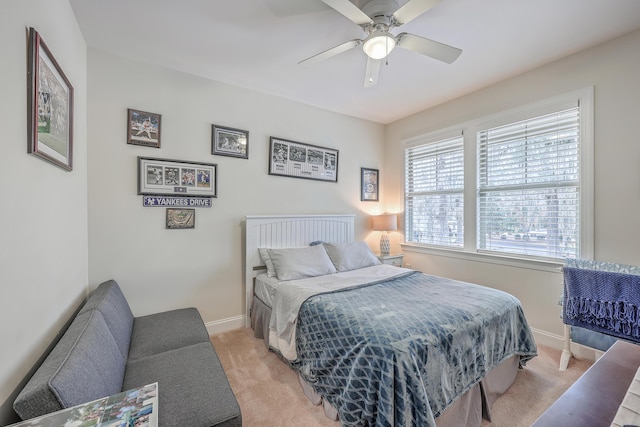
[
  {"xmin": 478, "ymin": 108, "xmax": 580, "ymax": 259},
  {"xmin": 403, "ymin": 88, "xmax": 593, "ymax": 263},
  {"xmin": 405, "ymin": 135, "xmax": 464, "ymax": 248}
]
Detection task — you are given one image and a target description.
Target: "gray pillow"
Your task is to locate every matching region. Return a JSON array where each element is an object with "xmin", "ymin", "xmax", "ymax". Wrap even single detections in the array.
[
  {"xmin": 323, "ymin": 241, "xmax": 381, "ymax": 272},
  {"xmin": 267, "ymin": 245, "xmax": 337, "ymax": 281},
  {"xmin": 258, "ymin": 248, "xmax": 277, "ymax": 278}
]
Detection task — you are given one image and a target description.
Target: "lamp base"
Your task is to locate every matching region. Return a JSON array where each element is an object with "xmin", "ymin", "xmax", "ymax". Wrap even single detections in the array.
[{"xmin": 379, "ymin": 232, "xmax": 390, "ymax": 256}]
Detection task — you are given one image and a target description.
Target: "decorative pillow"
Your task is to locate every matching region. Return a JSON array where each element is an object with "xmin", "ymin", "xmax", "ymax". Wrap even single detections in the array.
[
  {"xmin": 258, "ymin": 248, "xmax": 277, "ymax": 278},
  {"xmin": 323, "ymin": 241, "xmax": 381, "ymax": 272},
  {"xmin": 267, "ymin": 245, "xmax": 337, "ymax": 281},
  {"xmin": 309, "ymin": 240, "xmax": 324, "ymax": 246}
]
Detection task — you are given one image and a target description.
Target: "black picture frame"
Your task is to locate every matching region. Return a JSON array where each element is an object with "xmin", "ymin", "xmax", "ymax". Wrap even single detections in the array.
[
  {"xmin": 166, "ymin": 208, "xmax": 195, "ymax": 229},
  {"xmin": 27, "ymin": 27, "xmax": 74, "ymax": 171},
  {"xmin": 268, "ymin": 137, "xmax": 338, "ymax": 182},
  {"xmin": 361, "ymin": 168, "xmax": 379, "ymax": 201},
  {"xmin": 212, "ymin": 125, "xmax": 249, "ymax": 159},
  {"xmin": 128, "ymin": 108, "xmax": 161, "ymax": 148},
  {"xmin": 137, "ymin": 157, "xmax": 217, "ymax": 197}
]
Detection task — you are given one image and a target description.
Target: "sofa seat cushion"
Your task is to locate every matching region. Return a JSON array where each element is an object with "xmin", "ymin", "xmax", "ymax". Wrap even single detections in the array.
[
  {"xmin": 13, "ymin": 310, "xmax": 126, "ymax": 420},
  {"xmin": 127, "ymin": 307, "xmax": 210, "ymax": 360},
  {"xmin": 78, "ymin": 279, "xmax": 134, "ymax": 359},
  {"xmin": 123, "ymin": 342, "xmax": 242, "ymax": 427}
]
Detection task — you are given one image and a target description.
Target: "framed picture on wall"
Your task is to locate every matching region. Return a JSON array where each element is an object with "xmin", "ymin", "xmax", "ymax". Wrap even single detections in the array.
[
  {"xmin": 127, "ymin": 109, "xmax": 161, "ymax": 148},
  {"xmin": 361, "ymin": 168, "xmax": 379, "ymax": 201},
  {"xmin": 27, "ymin": 27, "xmax": 74, "ymax": 171},
  {"xmin": 268, "ymin": 137, "xmax": 338, "ymax": 182},
  {"xmin": 166, "ymin": 208, "xmax": 195, "ymax": 229},
  {"xmin": 138, "ymin": 157, "xmax": 217, "ymax": 197},
  {"xmin": 212, "ymin": 124, "xmax": 249, "ymax": 159}
]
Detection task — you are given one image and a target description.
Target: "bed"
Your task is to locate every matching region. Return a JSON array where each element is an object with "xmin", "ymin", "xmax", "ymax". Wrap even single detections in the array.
[{"xmin": 244, "ymin": 214, "xmax": 537, "ymax": 426}]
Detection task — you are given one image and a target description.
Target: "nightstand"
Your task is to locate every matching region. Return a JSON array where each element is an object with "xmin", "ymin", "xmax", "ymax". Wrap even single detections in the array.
[{"xmin": 376, "ymin": 253, "xmax": 404, "ymax": 267}]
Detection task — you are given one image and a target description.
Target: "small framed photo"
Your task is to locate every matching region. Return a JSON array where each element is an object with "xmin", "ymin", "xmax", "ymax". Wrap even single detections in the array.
[
  {"xmin": 212, "ymin": 125, "xmax": 249, "ymax": 159},
  {"xmin": 166, "ymin": 208, "xmax": 195, "ymax": 229},
  {"xmin": 361, "ymin": 168, "xmax": 379, "ymax": 201},
  {"xmin": 128, "ymin": 109, "xmax": 161, "ymax": 148},
  {"xmin": 27, "ymin": 28, "xmax": 74, "ymax": 171},
  {"xmin": 138, "ymin": 157, "xmax": 217, "ymax": 197}
]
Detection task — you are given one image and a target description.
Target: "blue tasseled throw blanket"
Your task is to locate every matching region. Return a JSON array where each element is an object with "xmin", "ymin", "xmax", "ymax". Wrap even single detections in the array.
[{"xmin": 563, "ymin": 265, "xmax": 640, "ymax": 342}]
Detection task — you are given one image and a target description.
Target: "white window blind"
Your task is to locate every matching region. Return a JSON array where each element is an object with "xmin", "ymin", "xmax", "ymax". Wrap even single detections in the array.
[
  {"xmin": 405, "ymin": 135, "xmax": 464, "ymax": 248},
  {"xmin": 477, "ymin": 107, "xmax": 580, "ymax": 259}
]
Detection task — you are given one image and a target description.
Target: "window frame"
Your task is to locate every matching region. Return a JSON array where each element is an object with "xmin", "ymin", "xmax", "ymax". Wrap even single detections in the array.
[
  {"xmin": 404, "ymin": 130, "xmax": 465, "ymax": 249},
  {"xmin": 402, "ymin": 87, "xmax": 594, "ymax": 271}
]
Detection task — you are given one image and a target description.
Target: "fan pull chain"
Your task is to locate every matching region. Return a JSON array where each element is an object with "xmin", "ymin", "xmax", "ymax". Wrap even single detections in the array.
[{"xmin": 385, "ymin": 35, "xmax": 389, "ymax": 65}]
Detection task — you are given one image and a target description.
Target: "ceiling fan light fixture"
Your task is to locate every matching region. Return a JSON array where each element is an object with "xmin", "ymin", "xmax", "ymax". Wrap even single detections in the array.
[{"xmin": 363, "ymin": 32, "xmax": 396, "ymax": 59}]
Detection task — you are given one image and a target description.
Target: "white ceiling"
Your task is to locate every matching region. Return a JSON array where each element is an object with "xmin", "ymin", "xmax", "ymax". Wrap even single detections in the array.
[{"xmin": 69, "ymin": 0, "xmax": 640, "ymax": 124}]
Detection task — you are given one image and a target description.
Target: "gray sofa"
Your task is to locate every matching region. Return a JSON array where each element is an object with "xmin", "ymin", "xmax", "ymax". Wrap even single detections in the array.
[{"xmin": 13, "ymin": 279, "xmax": 242, "ymax": 426}]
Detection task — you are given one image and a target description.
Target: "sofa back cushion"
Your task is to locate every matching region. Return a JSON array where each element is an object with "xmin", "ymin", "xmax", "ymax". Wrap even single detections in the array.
[
  {"xmin": 51, "ymin": 310, "xmax": 126, "ymax": 407},
  {"xmin": 78, "ymin": 280, "xmax": 134, "ymax": 358},
  {"xmin": 13, "ymin": 310, "xmax": 126, "ymax": 420}
]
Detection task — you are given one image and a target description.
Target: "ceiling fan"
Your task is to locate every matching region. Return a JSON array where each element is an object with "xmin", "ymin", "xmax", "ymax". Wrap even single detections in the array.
[{"xmin": 299, "ymin": 0, "xmax": 462, "ymax": 87}]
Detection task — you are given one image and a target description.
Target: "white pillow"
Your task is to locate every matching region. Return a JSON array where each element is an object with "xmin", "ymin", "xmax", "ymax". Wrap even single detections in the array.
[
  {"xmin": 323, "ymin": 241, "xmax": 381, "ymax": 272},
  {"xmin": 258, "ymin": 248, "xmax": 277, "ymax": 278},
  {"xmin": 267, "ymin": 245, "xmax": 337, "ymax": 281}
]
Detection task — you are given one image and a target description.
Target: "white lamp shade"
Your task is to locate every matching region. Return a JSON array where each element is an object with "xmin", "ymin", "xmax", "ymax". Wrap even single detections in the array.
[
  {"xmin": 372, "ymin": 214, "xmax": 398, "ymax": 232},
  {"xmin": 363, "ymin": 32, "xmax": 396, "ymax": 59}
]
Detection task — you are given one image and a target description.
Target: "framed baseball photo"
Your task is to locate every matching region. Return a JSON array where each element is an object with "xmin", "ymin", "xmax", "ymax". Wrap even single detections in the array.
[
  {"xmin": 27, "ymin": 28, "xmax": 74, "ymax": 171},
  {"xmin": 212, "ymin": 124, "xmax": 249, "ymax": 159},
  {"xmin": 361, "ymin": 168, "xmax": 379, "ymax": 201},
  {"xmin": 268, "ymin": 137, "xmax": 338, "ymax": 182},
  {"xmin": 138, "ymin": 157, "xmax": 217, "ymax": 197},
  {"xmin": 166, "ymin": 208, "xmax": 195, "ymax": 229},
  {"xmin": 128, "ymin": 109, "xmax": 161, "ymax": 148}
]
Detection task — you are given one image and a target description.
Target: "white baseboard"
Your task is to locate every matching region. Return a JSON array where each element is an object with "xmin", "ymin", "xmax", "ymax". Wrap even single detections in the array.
[
  {"xmin": 530, "ymin": 326, "xmax": 598, "ymax": 363},
  {"xmin": 530, "ymin": 327, "xmax": 565, "ymax": 349},
  {"xmin": 205, "ymin": 315, "xmax": 246, "ymax": 336}
]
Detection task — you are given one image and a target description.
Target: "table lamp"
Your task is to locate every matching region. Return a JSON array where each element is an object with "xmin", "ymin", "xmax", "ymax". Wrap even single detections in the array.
[{"xmin": 372, "ymin": 214, "xmax": 397, "ymax": 256}]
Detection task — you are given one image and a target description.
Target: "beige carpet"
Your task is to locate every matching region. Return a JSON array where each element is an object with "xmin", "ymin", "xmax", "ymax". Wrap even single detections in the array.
[{"xmin": 211, "ymin": 328, "xmax": 592, "ymax": 427}]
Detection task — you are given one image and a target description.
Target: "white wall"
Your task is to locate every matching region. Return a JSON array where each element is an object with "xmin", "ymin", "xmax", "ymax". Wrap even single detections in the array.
[
  {"xmin": 86, "ymin": 50, "xmax": 385, "ymax": 329},
  {"xmin": 385, "ymin": 29, "xmax": 640, "ymax": 348},
  {"xmin": 0, "ymin": 0, "xmax": 88, "ymax": 423}
]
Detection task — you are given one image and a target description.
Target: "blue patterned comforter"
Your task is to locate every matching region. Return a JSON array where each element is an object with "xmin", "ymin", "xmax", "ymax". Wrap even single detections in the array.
[{"xmin": 292, "ymin": 271, "xmax": 537, "ymax": 427}]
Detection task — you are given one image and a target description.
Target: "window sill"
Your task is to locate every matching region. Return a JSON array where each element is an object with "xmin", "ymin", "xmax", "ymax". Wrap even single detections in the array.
[{"xmin": 400, "ymin": 243, "xmax": 563, "ymax": 273}]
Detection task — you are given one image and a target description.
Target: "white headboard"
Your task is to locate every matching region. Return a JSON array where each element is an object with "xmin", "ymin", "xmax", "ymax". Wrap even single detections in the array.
[{"xmin": 244, "ymin": 214, "xmax": 355, "ymax": 327}]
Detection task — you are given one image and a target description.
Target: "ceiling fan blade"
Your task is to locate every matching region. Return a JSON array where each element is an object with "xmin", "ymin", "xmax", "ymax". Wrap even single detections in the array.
[
  {"xmin": 321, "ymin": 0, "xmax": 373, "ymax": 26},
  {"xmin": 393, "ymin": 0, "xmax": 440, "ymax": 25},
  {"xmin": 364, "ymin": 58, "xmax": 381, "ymax": 88},
  {"xmin": 397, "ymin": 33, "xmax": 462, "ymax": 64},
  {"xmin": 298, "ymin": 39, "xmax": 362, "ymax": 65}
]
